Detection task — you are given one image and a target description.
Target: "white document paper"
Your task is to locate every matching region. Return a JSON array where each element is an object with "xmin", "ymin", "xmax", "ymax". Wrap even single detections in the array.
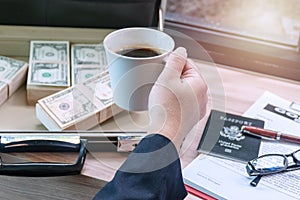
[
  {"xmin": 183, "ymin": 91, "xmax": 300, "ymax": 200},
  {"xmin": 243, "ymin": 91, "xmax": 299, "ymax": 136}
]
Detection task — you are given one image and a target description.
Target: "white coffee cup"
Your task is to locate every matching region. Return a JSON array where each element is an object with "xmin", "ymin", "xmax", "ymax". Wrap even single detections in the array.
[{"xmin": 103, "ymin": 27, "xmax": 175, "ymax": 111}]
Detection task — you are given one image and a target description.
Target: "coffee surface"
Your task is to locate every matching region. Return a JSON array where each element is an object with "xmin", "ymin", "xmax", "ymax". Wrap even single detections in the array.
[{"xmin": 116, "ymin": 47, "xmax": 161, "ymax": 58}]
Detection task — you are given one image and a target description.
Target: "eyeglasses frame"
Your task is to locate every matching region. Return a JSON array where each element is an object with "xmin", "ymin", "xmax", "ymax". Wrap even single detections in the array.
[{"xmin": 246, "ymin": 149, "xmax": 300, "ymax": 186}]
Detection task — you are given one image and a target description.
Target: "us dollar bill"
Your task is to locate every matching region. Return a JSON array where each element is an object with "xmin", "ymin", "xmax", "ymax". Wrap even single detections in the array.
[
  {"xmin": 0, "ymin": 56, "xmax": 28, "ymax": 98},
  {"xmin": 0, "ymin": 81, "xmax": 5, "ymax": 88},
  {"xmin": 36, "ymin": 70, "xmax": 123, "ymax": 130},
  {"xmin": 28, "ymin": 63, "xmax": 69, "ymax": 85},
  {"xmin": 82, "ymin": 70, "xmax": 113, "ymax": 106},
  {"xmin": 31, "ymin": 41, "xmax": 69, "ymax": 63},
  {"xmin": 39, "ymin": 87, "xmax": 99, "ymax": 126},
  {"xmin": 28, "ymin": 41, "xmax": 70, "ymax": 87},
  {"xmin": 72, "ymin": 67, "xmax": 103, "ymax": 85},
  {"xmin": 0, "ymin": 56, "xmax": 27, "ymax": 80},
  {"xmin": 0, "ymin": 81, "xmax": 8, "ymax": 106},
  {"xmin": 72, "ymin": 44, "xmax": 107, "ymax": 66},
  {"xmin": 71, "ymin": 44, "xmax": 107, "ymax": 85}
]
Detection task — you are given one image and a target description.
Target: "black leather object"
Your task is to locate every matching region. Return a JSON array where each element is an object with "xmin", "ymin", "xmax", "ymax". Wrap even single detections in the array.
[{"xmin": 0, "ymin": 0, "xmax": 161, "ymax": 28}]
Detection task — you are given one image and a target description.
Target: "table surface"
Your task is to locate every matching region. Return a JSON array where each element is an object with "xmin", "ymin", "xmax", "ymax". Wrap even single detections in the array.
[{"xmin": 0, "ymin": 60, "xmax": 299, "ymax": 200}]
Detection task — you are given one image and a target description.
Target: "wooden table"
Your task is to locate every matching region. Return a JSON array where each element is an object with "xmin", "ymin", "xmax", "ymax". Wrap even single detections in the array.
[
  {"xmin": 0, "ymin": 58, "xmax": 299, "ymax": 199},
  {"xmin": 0, "ymin": 25, "xmax": 299, "ymax": 199}
]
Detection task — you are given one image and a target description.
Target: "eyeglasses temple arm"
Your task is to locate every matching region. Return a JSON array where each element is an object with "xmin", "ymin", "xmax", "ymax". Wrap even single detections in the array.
[{"xmin": 250, "ymin": 175, "xmax": 262, "ymax": 187}]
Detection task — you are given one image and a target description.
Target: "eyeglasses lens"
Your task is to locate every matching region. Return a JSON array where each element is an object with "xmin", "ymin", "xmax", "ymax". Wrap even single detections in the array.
[
  {"xmin": 293, "ymin": 150, "xmax": 300, "ymax": 162},
  {"xmin": 252, "ymin": 155, "xmax": 286, "ymax": 174}
]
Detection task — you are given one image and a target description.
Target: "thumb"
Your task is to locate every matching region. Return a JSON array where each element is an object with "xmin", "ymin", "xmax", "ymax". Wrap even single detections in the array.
[{"xmin": 158, "ymin": 47, "xmax": 187, "ymax": 81}]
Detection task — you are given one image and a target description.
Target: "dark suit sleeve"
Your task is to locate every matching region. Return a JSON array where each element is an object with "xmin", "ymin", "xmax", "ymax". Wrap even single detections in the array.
[{"xmin": 93, "ymin": 134, "xmax": 188, "ymax": 200}]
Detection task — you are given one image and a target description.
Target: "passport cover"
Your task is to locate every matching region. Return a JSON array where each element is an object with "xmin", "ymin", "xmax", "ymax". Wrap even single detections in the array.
[{"xmin": 198, "ymin": 110, "xmax": 265, "ymax": 162}]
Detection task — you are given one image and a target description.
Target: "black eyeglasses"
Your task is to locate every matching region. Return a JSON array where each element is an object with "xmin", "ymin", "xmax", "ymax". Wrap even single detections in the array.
[{"xmin": 246, "ymin": 149, "xmax": 300, "ymax": 186}]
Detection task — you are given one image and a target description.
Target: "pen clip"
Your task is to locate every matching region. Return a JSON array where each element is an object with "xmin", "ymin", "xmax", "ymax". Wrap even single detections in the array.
[{"xmin": 241, "ymin": 130, "xmax": 275, "ymax": 141}]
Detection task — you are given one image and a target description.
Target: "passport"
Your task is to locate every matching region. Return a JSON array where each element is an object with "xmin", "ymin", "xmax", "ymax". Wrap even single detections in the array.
[{"xmin": 197, "ymin": 110, "xmax": 265, "ymax": 163}]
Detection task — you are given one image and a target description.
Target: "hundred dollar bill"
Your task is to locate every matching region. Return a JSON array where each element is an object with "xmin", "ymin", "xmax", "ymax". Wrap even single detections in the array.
[
  {"xmin": 36, "ymin": 70, "xmax": 123, "ymax": 130},
  {"xmin": 0, "ymin": 56, "xmax": 28, "ymax": 97},
  {"xmin": 28, "ymin": 41, "xmax": 70, "ymax": 87},
  {"xmin": 71, "ymin": 44, "xmax": 107, "ymax": 85}
]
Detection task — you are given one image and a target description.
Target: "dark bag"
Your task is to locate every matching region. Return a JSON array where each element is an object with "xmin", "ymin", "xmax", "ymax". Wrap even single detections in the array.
[{"xmin": 0, "ymin": 0, "xmax": 161, "ymax": 28}]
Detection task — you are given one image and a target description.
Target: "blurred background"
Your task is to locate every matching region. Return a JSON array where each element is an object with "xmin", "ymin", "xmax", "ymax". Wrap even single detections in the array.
[{"xmin": 166, "ymin": 0, "xmax": 300, "ymax": 46}]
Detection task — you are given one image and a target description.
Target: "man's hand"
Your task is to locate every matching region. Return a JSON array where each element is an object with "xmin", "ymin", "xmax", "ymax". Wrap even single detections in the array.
[{"xmin": 148, "ymin": 47, "xmax": 208, "ymax": 149}]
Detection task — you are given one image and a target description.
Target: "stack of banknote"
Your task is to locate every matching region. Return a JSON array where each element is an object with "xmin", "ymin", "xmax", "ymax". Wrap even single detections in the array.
[
  {"xmin": 26, "ymin": 41, "xmax": 71, "ymax": 105},
  {"xmin": 26, "ymin": 42, "xmax": 108, "ymax": 105},
  {"xmin": 36, "ymin": 70, "xmax": 123, "ymax": 130},
  {"xmin": 0, "ymin": 56, "xmax": 28, "ymax": 106},
  {"xmin": 29, "ymin": 41, "xmax": 119, "ymax": 130}
]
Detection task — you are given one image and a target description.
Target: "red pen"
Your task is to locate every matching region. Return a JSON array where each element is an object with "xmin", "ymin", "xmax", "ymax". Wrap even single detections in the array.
[{"xmin": 242, "ymin": 126, "xmax": 300, "ymax": 145}]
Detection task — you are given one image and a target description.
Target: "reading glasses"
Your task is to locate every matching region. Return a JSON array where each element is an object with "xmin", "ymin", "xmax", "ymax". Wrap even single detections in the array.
[{"xmin": 246, "ymin": 149, "xmax": 300, "ymax": 186}]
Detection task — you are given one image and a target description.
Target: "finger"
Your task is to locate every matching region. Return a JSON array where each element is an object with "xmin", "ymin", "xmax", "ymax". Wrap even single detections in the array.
[
  {"xmin": 159, "ymin": 47, "xmax": 187, "ymax": 81},
  {"xmin": 181, "ymin": 59, "xmax": 198, "ymax": 78}
]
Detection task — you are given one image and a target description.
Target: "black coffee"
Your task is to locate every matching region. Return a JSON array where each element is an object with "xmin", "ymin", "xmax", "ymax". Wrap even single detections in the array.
[{"xmin": 116, "ymin": 47, "xmax": 161, "ymax": 58}]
